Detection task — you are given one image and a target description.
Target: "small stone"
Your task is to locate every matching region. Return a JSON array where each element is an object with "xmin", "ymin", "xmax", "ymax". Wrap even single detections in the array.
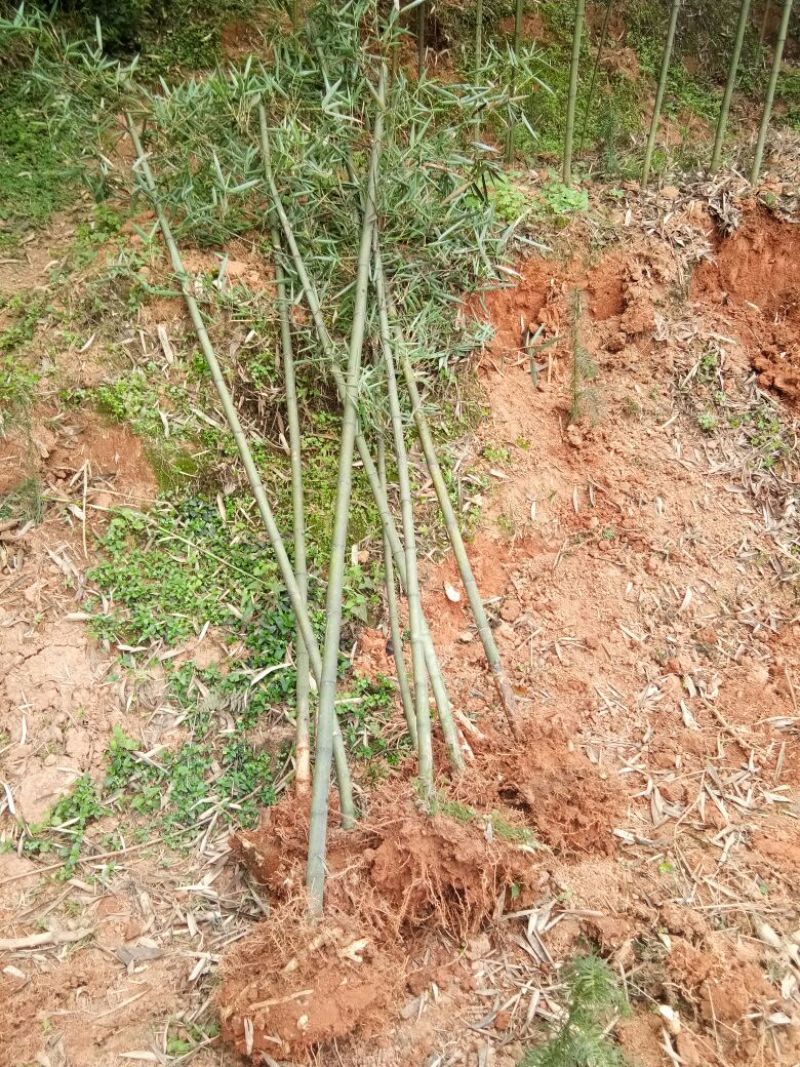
[
  {"xmin": 585, "ymin": 635, "xmax": 599, "ymax": 650},
  {"xmin": 661, "ymin": 185, "xmax": 681, "ymax": 201},
  {"xmin": 494, "ymin": 1010, "xmax": 512, "ymax": 1031},
  {"xmin": 500, "ymin": 599, "xmax": 521, "ymax": 623}
]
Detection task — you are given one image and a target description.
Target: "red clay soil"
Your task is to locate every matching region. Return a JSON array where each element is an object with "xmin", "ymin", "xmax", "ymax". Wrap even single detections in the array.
[{"xmin": 692, "ymin": 207, "xmax": 800, "ymax": 406}]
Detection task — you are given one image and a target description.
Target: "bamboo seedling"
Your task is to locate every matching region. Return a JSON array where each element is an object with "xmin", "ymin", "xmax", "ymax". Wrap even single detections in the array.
[
  {"xmin": 377, "ymin": 258, "xmax": 521, "ymax": 741},
  {"xmin": 579, "ymin": 0, "xmax": 613, "ymax": 150},
  {"xmin": 375, "ymin": 241, "xmax": 433, "ymax": 796},
  {"xmin": 377, "ymin": 435, "xmax": 418, "ymax": 751},
  {"xmin": 126, "ymin": 117, "xmax": 355, "ymax": 823},
  {"xmin": 711, "ymin": 0, "xmax": 753, "ymax": 173},
  {"xmin": 751, "ymin": 0, "xmax": 794, "ymax": 182},
  {"xmin": 272, "ymin": 228, "xmax": 311, "ymax": 797},
  {"xmin": 259, "ymin": 117, "xmax": 465, "ymax": 776},
  {"xmin": 563, "ymin": 0, "xmax": 585, "ymax": 184},
  {"xmin": 641, "ymin": 0, "xmax": 682, "ymax": 188},
  {"xmin": 305, "ymin": 65, "xmax": 387, "ymax": 917}
]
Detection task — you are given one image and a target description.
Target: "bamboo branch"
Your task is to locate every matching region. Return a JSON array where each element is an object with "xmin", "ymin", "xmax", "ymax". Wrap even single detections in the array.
[
  {"xmin": 126, "ymin": 116, "xmax": 355, "ymax": 821},
  {"xmin": 711, "ymin": 0, "xmax": 753, "ymax": 173},
  {"xmin": 260, "ymin": 117, "xmax": 465, "ymax": 777},
  {"xmin": 272, "ymin": 228, "xmax": 311, "ymax": 798},
  {"xmin": 641, "ymin": 0, "xmax": 682, "ymax": 188},
  {"xmin": 377, "ymin": 259, "xmax": 521, "ymax": 741},
  {"xmin": 563, "ymin": 0, "xmax": 586, "ymax": 185},
  {"xmin": 377, "ymin": 434, "xmax": 418, "ymax": 750},
  {"xmin": 751, "ymin": 0, "xmax": 794, "ymax": 182}
]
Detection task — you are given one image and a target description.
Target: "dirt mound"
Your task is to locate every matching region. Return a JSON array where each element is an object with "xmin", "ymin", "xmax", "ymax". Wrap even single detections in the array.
[
  {"xmin": 455, "ymin": 729, "xmax": 624, "ymax": 858},
  {"xmin": 692, "ymin": 209, "xmax": 800, "ymax": 406}
]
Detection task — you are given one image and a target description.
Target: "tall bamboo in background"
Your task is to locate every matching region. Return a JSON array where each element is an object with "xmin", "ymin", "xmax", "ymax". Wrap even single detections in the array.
[
  {"xmin": 305, "ymin": 69, "xmax": 386, "ymax": 916},
  {"xmin": 417, "ymin": 0, "xmax": 426, "ymax": 75},
  {"xmin": 377, "ymin": 435, "xmax": 418, "ymax": 750},
  {"xmin": 711, "ymin": 0, "xmax": 753, "ymax": 173},
  {"xmin": 563, "ymin": 0, "xmax": 585, "ymax": 184},
  {"xmin": 376, "ymin": 259, "xmax": 521, "ymax": 741},
  {"xmin": 514, "ymin": 0, "xmax": 524, "ymax": 43},
  {"xmin": 579, "ymin": 0, "xmax": 614, "ymax": 150},
  {"xmin": 375, "ymin": 245, "xmax": 433, "ymax": 795},
  {"xmin": 751, "ymin": 0, "xmax": 794, "ymax": 182},
  {"xmin": 641, "ymin": 0, "xmax": 682, "ymax": 188},
  {"xmin": 128, "ymin": 117, "xmax": 355, "ymax": 819},
  {"xmin": 475, "ymin": 0, "xmax": 483, "ymax": 67},
  {"xmin": 759, "ymin": 0, "xmax": 773, "ymax": 43},
  {"xmin": 272, "ymin": 229, "xmax": 311, "ymax": 797},
  {"xmin": 261, "ymin": 129, "xmax": 465, "ymax": 776}
]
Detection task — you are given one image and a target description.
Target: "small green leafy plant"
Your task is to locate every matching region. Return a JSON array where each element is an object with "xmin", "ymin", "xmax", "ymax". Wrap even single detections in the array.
[{"xmin": 521, "ymin": 955, "xmax": 630, "ymax": 1067}]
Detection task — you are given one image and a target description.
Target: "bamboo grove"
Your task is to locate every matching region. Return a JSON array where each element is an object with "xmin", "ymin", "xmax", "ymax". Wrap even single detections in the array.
[{"xmin": 123, "ymin": 0, "xmax": 795, "ymax": 917}]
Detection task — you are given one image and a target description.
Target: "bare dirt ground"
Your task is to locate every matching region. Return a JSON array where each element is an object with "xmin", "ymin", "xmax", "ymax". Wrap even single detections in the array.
[{"xmin": 2, "ymin": 171, "xmax": 800, "ymax": 1067}]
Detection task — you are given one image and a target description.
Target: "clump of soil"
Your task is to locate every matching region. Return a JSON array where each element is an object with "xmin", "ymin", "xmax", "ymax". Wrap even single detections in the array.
[
  {"xmin": 222, "ymin": 780, "xmax": 539, "ymax": 1058},
  {"xmin": 219, "ymin": 904, "xmax": 401, "ymax": 1061},
  {"xmin": 692, "ymin": 208, "xmax": 800, "ymax": 406}
]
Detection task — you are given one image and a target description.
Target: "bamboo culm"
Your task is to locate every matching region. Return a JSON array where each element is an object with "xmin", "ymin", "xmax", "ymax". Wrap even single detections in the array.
[
  {"xmin": 417, "ymin": 1, "xmax": 426, "ymax": 75},
  {"xmin": 260, "ymin": 123, "xmax": 465, "ymax": 776},
  {"xmin": 475, "ymin": 0, "xmax": 483, "ymax": 68},
  {"xmin": 304, "ymin": 68, "xmax": 387, "ymax": 916},
  {"xmin": 375, "ymin": 243, "xmax": 433, "ymax": 795},
  {"xmin": 563, "ymin": 0, "xmax": 586, "ymax": 185},
  {"xmin": 127, "ymin": 117, "xmax": 355, "ymax": 816},
  {"xmin": 514, "ymin": 0, "xmax": 524, "ymax": 45},
  {"xmin": 272, "ymin": 228, "xmax": 311, "ymax": 797},
  {"xmin": 578, "ymin": 0, "xmax": 613, "ymax": 150},
  {"xmin": 710, "ymin": 0, "xmax": 753, "ymax": 173},
  {"xmin": 378, "ymin": 262, "xmax": 520, "ymax": 741},
  {"xmin": 641, "ymin": 0, "xmax": 681, "ymax": 188},
  {"xmin": 377, "ymin": 435, "xmax": 419, "ymax": 750},
  {"xmin": 751, "ymin": 0, "xmax": 794, "ymax": 182}
]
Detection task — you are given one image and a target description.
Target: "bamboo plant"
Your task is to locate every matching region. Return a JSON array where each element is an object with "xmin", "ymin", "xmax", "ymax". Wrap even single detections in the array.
[
  {"xmin": 563, "ymin": 0, "xmax": 586, "ymax": 184},
  {"xmin": 377, "ymin": 435, "xmax": 418, "ymax": 750},
  {"xmin": 417, "ymin": 0, "xmax": 426, "ymax": 75},
  {"xmin": 579, "ymin": 0, "xmax": 613, "ymax": 150},
  {"xmin": 126, "ymin": 117, "xmax": 355, "ymax": 824},
  {"xmin": 259, "ymin": 120, "xmax": 465, "ymax": 777},
  {"xmin": 375, "ymin": 242, "xmax": 433, "ymax": 795},
  {"xmin": 751, "ymin": 0, "xmax": 794, "ymax": 182},
  {"xmin": 305, "ymin": 66, "xmax": 387, "ymax": 917},
  {"xmin": 505, "ymin": 0, "xmax": 527, "ymax": 162},
  {"xmin": 711, "ymin": 0, "xmax": 753, "ymax": 173},
  {"xmin": 641, "ymin": 0, "xmax": 682, "ymax": 188},
  {"xmin": 272, "ymin": 228, "xmax": 311, "ymax": 797}
]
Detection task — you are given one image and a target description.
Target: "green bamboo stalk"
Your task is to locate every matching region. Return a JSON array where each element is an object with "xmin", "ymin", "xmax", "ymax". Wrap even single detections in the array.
[
  {"xmin": 578, "ymin": 0, "xmax": 613, "ymax": 151},
  {"xmin": 563, "ymin": 0, "xmax": 586, "ymax": 185},
  {"xmin": 417, "ymin": 0, "xmax": 426, "ymax": 76},
  {"xmin": 127, "ymin": 117, "xmax": 355, "ymax": 821},
  {"xmin": 759, "ymin": 0, "xmax": 773, "ymax": 44},
  {"xmin": 305, "ymin": 68, "xmax": 387, "ymax": 916},
  {"xmin": 377, "ymin": 259, "xmax": 521, "ymax": 742},
  {"xmin": 711, "ymin": 0, "xmax": 753, "ymax": 174},
  {"xmin": 260, "ymin": 121, "xmax": 465, "ymax": 777},
  {"xmin": 475, "ymin": 0, "xmax": 484, "ymax": 67},
  {"xmin": 514, "ymin": 0, "xmax": 525, "ymax": 45},
  {"xmin": 641, "ymin": 0, "xmax": 682, "ymax": 188},
  {"xmin": 375, "ymin": 245, "xmax": 433, "ymax": 796},
  {"xmin": 377, "ymin": 435, "xmax": 418, "ymax": 751},
  {"xmin": 751, "ymin": 0, "xmax": 794, "ymax": 182},
  {"xmin": 272, "ymin": 228, "xmax": 311, "ymax": 797}
]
